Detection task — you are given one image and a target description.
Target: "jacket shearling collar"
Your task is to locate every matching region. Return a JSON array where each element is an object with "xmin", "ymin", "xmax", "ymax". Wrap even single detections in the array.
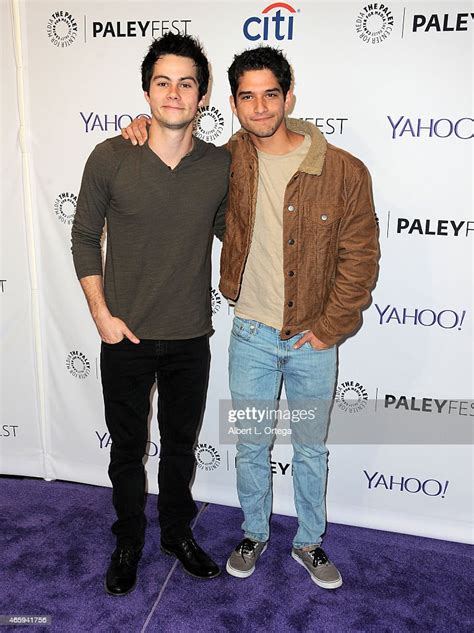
[{"xmin": 229, "ymin": 117, "xmax": 327, "ymax": 176}]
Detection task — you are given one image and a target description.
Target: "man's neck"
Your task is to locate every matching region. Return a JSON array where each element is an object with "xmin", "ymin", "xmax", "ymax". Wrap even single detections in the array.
[
  {"xmin": 148, "ymin": 121, "xmax": 195, "ymax": 169},
  {"xmin": 250, "ymin": 124, "xmax": 304, "ymax": 156}
]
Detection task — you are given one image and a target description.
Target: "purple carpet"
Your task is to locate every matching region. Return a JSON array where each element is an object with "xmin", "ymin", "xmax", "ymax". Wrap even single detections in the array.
[{"xmin": 1, "ymin": 477, "xmax": 472, "ymax": 632}]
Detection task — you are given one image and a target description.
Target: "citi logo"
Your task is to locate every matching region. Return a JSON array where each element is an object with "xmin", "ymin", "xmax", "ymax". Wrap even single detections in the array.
[{"xmin": 243, "ymin": 3, "xmax": 297, "ymax": 41}]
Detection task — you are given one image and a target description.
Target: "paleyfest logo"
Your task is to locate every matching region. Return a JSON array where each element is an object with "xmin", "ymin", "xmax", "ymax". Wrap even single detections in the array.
[
  {"xmin": 47, "ymin": 10, "xmax": 78, "ymax": 47},
  {"xmin": 243, "ymin": 3, "xmax": 298, "ymax": 41},
  {"xmin": 54, "ymin": 192, "xmax": 77, "ymax": 225},
  {"xmin": 355, "ymin": 3, "xmax": 394, "ymax": 44},
  {"xmin": 194, "ymin": 106, "xmax": 224, "ymax": 143}
]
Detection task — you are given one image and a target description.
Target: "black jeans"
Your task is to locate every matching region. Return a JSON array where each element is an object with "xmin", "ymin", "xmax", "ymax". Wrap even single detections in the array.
[{"xmin": 100, "ymin": 335, "xmax": 210, "ymax": 547}]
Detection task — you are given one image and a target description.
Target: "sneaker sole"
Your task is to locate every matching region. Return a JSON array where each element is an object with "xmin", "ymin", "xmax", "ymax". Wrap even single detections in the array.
[
  {"xmin": 291, "ymin": 551, "xmax": 343, "ymax": 589},
  {"xmin": 226, "ymin": 543, "xmax": 267, "ymax": 578},
  {"xmin": 160, "ymin": 545, "xmax": 221, "ymax": 579}
]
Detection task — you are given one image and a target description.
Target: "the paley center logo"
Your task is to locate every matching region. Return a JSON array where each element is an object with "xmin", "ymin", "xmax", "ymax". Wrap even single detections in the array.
[
  {"xmin": 210, "ymin": 288, "xmax": 222, "ymax": 315},
  {"xmin": 54, "ymin": 192, "xmax": 77, "ymax": 225},
  {"xmin": 47, "ymin": 10, "xmax": 78, "ymax": 47},
  {"xmin": 335, "ymin": 380, "xmax": 369, "ymax": 413},
  {"xmin": 355, "ymin": 3, "xmax": 394, "ymax": 44},
  {"xmin": 195, "ymin": 443, "xmax": 221, "ymax": 471},
  {"xmin": 194, "ymin": 106, "xmax": 225, "ymax": 143},
  {"xmin": 66, "ymin": 351, "xmax": 91, "ymax": 379},
  {"xmin": 243, "ymin": 3, "xmax": 298, "ymax": 41}
]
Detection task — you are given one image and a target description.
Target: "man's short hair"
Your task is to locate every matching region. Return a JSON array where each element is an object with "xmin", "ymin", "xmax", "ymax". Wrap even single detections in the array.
[
  {"xmin": 228, "ymin": 46, "xmax": 292, "ymax": 99},
  {"xmin": 141, "ymin": 33, "xmax": 210, "ymax": 99}
]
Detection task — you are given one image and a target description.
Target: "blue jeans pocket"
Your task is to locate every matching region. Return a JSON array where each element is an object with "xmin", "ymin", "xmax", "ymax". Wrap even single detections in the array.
[{"xmin": 231, "ymin": 317, "xmax": 257, "ymax": 342}]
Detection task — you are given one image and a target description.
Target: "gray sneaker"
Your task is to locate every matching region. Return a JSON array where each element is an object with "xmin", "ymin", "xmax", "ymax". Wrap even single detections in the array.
[
  {"xmin": 291, "ymin": 546, "xmax": 342, "ymax": 589},
  {"xmin": 226, "ymin": 538, "xmax": 267, "ymax": 578}
]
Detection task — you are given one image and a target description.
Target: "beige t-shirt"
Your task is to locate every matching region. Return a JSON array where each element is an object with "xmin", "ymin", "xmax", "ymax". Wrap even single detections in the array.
[{"xmin": 235, "ymin": 134, "xmax": 311, "ymax": 329}]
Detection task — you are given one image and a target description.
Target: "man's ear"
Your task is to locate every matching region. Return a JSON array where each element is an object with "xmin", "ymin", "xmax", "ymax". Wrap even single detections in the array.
[
  {"xmin": 284, "ymin": 88, "xmax": 294, "ymax": 114},
  {"xmin": 198, "ymin": 93, "xmax": 207, "ymax": 108},
  {"xmin": 144, "ymin": 91, "xmax": 151, "ymax": 106},
  {"xmin": 229, "ymin": 94, "xmax": 237, "ymax": 116}
]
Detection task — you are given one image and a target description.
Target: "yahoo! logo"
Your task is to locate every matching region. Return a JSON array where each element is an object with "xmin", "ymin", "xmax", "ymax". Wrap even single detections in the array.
[
  {"xmin": 80, "ymin": 112, "xmax": 150, "ymax": 133},
  {"xmin": 243, "ymin": 3, "xmax": 297, "ymax": 41},
  {"xmin": 96, "ymin": 431, "xmax": 159, "ymax": 456},
  {"xmin": 364, "ymin": 471, "xmax": 450, "ymax": 497},
  {"xmin": 388, "ymin": 116, "xmax": 473, "ymax": 139},
  {"xmin": 375, "ymin": 305, "xmax": 467, "ymax": 330}
]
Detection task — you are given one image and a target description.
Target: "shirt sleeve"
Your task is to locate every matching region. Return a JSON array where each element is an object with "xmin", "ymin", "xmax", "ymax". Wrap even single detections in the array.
[
  {"xmin": 212, "ymin": 150, "xmax": 231, "ymax": 241},
  {"xmin": 71, "ymin": 140, "xmax": 115, "ymax": 280}
]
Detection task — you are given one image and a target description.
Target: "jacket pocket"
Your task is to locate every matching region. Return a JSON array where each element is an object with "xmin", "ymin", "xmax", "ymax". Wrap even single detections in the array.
[{"xmin": 301, "ymin": 203, "xmax": 344, "ymax": 229}]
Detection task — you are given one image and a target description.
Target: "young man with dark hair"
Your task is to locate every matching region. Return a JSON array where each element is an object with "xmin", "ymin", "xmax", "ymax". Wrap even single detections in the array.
[
  {"xmin": 123, "ymin": 44, "xmax": 379, "ymax": 591},
  {"xmin": 221, "ymin": 46, "xmax": 379, "ymax": 589},
  {"xmin": 72, "ymin": 33, "xmax": 230, "ymax": 595}
]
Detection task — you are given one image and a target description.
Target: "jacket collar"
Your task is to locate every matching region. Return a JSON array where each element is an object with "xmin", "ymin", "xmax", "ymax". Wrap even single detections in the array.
[{"xmin": 229, "ymin": 117, "xmax": 327, "ymax": 176}]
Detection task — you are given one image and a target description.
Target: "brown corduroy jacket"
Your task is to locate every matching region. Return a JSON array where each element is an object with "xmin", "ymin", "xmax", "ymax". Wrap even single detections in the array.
[{"xmin": 219, "ymin": 118, "xmax": 380, "ymax": 346}]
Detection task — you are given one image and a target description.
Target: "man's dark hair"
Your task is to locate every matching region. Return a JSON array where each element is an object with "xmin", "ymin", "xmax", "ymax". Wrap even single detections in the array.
[
  {"xmin": 141, "ymin": 33, "xmax": 209, "ymax": 99},
  {"xmin": 228, "ymin": 46, "xmax": 292, "ymax": 99}
]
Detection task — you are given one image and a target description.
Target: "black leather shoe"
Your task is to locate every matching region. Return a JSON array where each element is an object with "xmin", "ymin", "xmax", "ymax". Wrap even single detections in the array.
[
  {"xmin": 161, "ymin": 536, "xmax": 220, "ymax": 579},
  {"xmin": 105, "ymin": 546, "xmax": 142, "ymax": 596}
]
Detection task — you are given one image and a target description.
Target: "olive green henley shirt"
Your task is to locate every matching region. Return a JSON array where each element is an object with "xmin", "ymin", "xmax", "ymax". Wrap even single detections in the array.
[{"xmin": 71, "ymin": 135, "xmax": 230, "ymax": 340}]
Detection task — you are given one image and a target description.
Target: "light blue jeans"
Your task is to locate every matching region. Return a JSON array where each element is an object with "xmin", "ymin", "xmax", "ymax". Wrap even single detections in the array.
[{"xmin": 229, "ymin": 316, "xmax": 337, "ymax": 548}]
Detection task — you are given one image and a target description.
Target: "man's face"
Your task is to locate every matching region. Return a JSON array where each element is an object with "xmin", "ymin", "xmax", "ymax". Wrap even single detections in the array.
[
  {"xmin": 145, "ymin": 54, "xmax": 205, "ymax": 130},
  {"xmin": 229, "ymin": 69, "xmax": 292, "ymax": 139}
]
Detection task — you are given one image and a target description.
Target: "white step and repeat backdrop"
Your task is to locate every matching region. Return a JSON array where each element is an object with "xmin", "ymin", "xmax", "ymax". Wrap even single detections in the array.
[{"xmin": 1, "ymin": 0, "xmax": 472, "ymax": 543}]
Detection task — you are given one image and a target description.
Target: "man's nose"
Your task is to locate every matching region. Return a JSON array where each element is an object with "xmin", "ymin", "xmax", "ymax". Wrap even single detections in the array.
[
  {"xmin": 167, "ymin": 84, "xmax": 180, "ymax": 99},
  {"xmin": 254, "ymin": 96, "xmax": 268, "ymax": 113}
]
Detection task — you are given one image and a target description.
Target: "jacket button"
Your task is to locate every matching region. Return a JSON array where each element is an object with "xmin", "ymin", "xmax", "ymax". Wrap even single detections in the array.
[
  {"xmin": 287, "ymin": 301, "xmax": 294, "ymax": 307},
  {"xmin": 288, "ymin": 205, "xmax": 295, "ymax": 212},
  {"xmin": 285, "ymin": 330, "xmax": 291, "ymax": 336},
  {"xmin": 288, "ymin": 239, "xmax": 295, "ymax": 245},
  {"xmin": 288, "ymin": 270, "xmax": 295, "ymax": 277},
  {"xmin": 321, "ymin": 214, "xmax": 328, "ymax": 221}
]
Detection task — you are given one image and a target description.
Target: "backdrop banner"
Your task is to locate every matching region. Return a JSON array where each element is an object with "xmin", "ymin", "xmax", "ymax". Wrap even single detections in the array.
[
  {"xmin": 1, "ymin": 0, "xmax": 45, "ymax": 478},
  {"xmin": 2, "ymin": 0, "xmax": 472, "ymax": 544}
]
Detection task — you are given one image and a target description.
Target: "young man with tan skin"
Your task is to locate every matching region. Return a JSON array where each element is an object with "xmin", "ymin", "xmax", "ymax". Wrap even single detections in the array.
[
  {"xmin": 72, "ymin": 33, "xmax": 230, "ymax": 595},
  {"xmin": 123, "ymin": 46, "xmax": 379, "ymax": 590}
]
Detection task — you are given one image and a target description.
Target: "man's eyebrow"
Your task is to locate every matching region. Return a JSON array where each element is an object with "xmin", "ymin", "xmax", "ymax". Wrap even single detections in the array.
[
  {"xmin": 152, "ymin": 74, "xmax": 197, "ymax": 83},
  {"xmin": 237, "ymin": 87, "xmax": 282, "ymax": 96}
]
